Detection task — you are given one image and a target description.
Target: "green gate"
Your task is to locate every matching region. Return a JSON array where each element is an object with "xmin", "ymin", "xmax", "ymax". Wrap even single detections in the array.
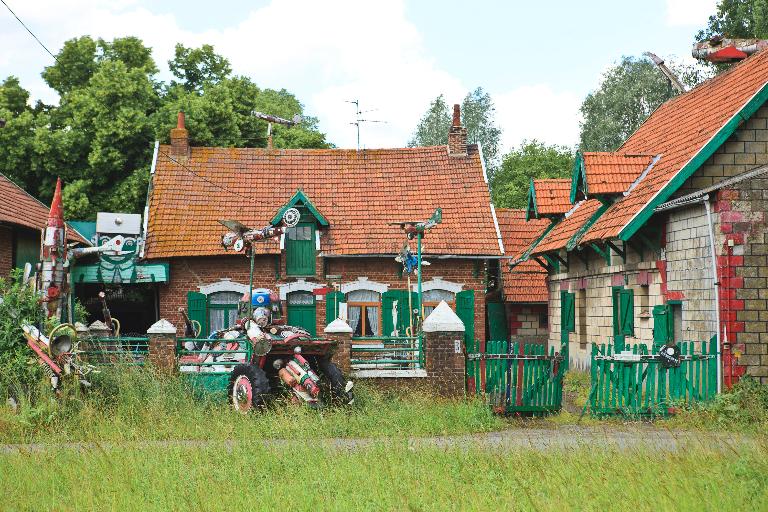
[
  {"xmin": 586, "ymin": 338, "xmax": 718, "ymax": 417},
  {"xmin": 467, "ymin": 340, "xmax": 564, "ymax": 415}
]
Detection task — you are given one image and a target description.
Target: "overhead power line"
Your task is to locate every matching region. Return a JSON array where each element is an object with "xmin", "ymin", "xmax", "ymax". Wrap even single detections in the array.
[{"xmin": 0, "ymin": 0, "xmax": 60, "ymax": 63}]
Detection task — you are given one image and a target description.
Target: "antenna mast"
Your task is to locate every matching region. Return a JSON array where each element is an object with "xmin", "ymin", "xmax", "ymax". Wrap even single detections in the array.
[{"xmin": 346, "ymin": 99, "xmax": 386, "ymax": 151}]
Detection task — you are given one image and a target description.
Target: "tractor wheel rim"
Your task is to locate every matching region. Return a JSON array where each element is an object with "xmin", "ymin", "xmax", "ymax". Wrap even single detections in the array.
[{"xmin": 233, "ymin": 375, "xmax": 253, "ymax": 411}]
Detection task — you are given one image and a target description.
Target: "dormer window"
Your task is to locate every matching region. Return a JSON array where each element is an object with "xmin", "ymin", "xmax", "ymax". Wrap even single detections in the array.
[{"xmin": 273, "ymin": 190, "xmax": 329, "ymax": 278}]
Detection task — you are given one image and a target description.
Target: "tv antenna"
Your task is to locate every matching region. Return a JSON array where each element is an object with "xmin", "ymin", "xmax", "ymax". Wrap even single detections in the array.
[
  {"xmin": 252, "ymin": 111, "xmax": 301, "ymax": 148},
  {"xmin": 346, "ymin": 99, "xmax": 387, "ymax": 151}
]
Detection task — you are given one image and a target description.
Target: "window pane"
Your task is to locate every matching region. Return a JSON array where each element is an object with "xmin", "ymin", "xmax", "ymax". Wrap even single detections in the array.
[
  {"xmin": 287, "ymin": 226, "xmax": 312, "ymax": 241},
  {"xmin": 288, "ymin": 291, "xmax": 314, "ymax": 305},
  {"xmin": 424, "ymin": 305, "xmax": 435, "ymax": 318},
  {"xmin": 208, "ymin": 291, "xmax": 243, "ymax": 305},
  {"xmin": 367, "ymin": 306, "xmax": 380, "ymax": 335},
  {"xmin": 347, "ymin": 289, "xmax": 380, "ymax": 302},
  {"xmin": 422, "ymin": 289, "xmax": 455, "ymax": 303}
]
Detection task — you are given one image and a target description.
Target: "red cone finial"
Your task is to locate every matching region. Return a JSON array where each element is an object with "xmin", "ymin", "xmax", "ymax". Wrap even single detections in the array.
[{"xmin": 48, "ymin": 177, "xmax": 64, "ymax": 228}]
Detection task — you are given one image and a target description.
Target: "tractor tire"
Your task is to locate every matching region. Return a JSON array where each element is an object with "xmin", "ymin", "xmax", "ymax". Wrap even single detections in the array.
[
  {"xmin": 318, "ymin": 359, "xmax": 354, "ymax": 405},
  {"xmin": 228, "ymin": 364, "xmax": 270, "ymax": 413}
]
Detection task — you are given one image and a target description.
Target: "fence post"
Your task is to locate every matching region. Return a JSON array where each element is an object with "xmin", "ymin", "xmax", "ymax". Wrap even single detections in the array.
[
  {"xmin": 147, "ymin": 319, "xmax": 177, "ymax": 374},
  {"xmin": 324, "ymin": 318, "xmax": 353, "ymax": 375},
  {"xmin": 423, "ymin": 301, "xmax": 466, "ymax": 397}
]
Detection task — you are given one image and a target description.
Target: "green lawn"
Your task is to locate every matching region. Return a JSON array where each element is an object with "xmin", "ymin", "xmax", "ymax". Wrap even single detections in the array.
[
  {"xmin": 0, "ymin": 368, "xmax": 506, "ymax": 444},
  {"xmin": 2, "ymin": 442, "xmax": 766, "ymax": 511}
]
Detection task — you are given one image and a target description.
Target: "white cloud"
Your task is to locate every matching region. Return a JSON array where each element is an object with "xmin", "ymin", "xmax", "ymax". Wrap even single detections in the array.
[
  {"xmin": 494, "ymin": 84, "xmax": 582, "ymax": 150},
  {"xmin": 665, "ymin": 0, "xmax": 717, "ymax": 27},
  {"xmin": 0, "ymin": 0, "xmax": 578, "ymax": 150}
]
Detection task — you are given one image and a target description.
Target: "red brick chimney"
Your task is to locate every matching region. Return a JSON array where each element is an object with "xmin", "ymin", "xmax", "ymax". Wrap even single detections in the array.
[
  {"xmin": 447, "ymin": 104, "xmax": 467, "ymax": 157},
  {"xmin": 170, "ymin": 111, "xmax": 189, "ymax": 158}
]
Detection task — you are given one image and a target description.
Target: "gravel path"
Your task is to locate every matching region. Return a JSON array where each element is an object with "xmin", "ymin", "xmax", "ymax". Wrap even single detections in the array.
[{"xmin": 0, "ymin": 426, "xmax": 757, "ymax": 454}]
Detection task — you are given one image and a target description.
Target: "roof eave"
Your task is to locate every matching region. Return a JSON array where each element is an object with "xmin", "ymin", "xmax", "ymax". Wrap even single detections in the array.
[{"xmin": 618, "ymin": 80, "xmax": 768, "ymax": 241}]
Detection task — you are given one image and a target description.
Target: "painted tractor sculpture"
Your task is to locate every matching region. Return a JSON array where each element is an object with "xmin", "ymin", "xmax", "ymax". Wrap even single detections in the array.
[{"xmin": 179, "ymin": 208, "xmax": 353, "ymax": 412}]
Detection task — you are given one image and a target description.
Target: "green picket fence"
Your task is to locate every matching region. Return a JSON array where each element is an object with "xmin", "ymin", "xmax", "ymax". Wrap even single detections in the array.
[
  {"xmin": 350, "ymin": 336, "xmax": 424, "ymax": 371},
  {"xmin": 587, "ymin": 337, "xmax": 719, "ymax": 417},
  {"xmin": 78, "ymin": 336, "xmax": 149, "ymax": 365},
  {"xmin": 467, "ymin": 340, "xmax": 564, "ymax": 415}
]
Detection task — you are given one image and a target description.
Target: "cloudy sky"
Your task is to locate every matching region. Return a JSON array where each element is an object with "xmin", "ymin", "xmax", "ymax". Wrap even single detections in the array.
[{"xmin": 0, "ymin": 0, "xmax": 717, "ymax": 151}]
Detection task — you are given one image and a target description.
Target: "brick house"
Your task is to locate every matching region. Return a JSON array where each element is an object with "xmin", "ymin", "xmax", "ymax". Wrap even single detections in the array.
[
  {"xmin": 495, "ymin": 208, "xmax": 550, "ymax": 344},
  {"xmin": 143, "ymin": 108, "xmax": 504, "ymax": 368},
  {"xmin": 514, "ymin": 48, "xmax": 768, "ymax": 383},
  {"xmin": 0, "ymin": 174, "xmax": 86, "ymax": 277}
]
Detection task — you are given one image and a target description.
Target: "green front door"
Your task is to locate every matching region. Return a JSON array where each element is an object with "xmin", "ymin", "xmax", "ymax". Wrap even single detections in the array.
[
  {"xmin": 286, "ymin": 223, "xmax": 315, "ymax": 276},
  {"xmin": 287, "ymin": 291, "xmax": 316, "ymax": 336},
  {"xmin": 487, "ymin": 302, "xmax": 509, "ymax": 341},
  {"xmin": 13, "ymin": 228, "xmax": 40, "ymax": 274},
  {"xmin": 560, "ymin": 291, "xmax": 575, "ymax": 370}
]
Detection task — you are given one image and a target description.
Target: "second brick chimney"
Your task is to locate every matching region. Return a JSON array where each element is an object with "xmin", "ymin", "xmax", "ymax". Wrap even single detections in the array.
[
  {"xmin": 447, "ymin": 104, "xmax": 467, "ymax": 157},
  {"xmin": 170, "ymin": 111, "xmax": 189, "ymax": 158}
]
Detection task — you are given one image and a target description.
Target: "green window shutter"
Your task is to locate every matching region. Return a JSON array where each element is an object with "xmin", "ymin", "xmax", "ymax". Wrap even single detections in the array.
[
  {"xmin": 325, "ymin": 291, "xmax": 344, "ymax": 325},
  {"xmin": 620, "ymin": 289, "xmax": 634, "ymax": 336},
  {"xmin": 487, "ymin": 302, "xmax": 509, "ymax": 341},
  {"xmin": 286, "ymin": 223, "xmax": 315, "ymax": 276},
  {"xmin": 382, "ymin": 290, "xmax": 398, "ymax": 336},
  {"xmin": 13, "ymin": 230, "xmax": 40, "ymax": 273},
  {"xmin": 561, "ymin": 291, "xmax": 575, "ymax": 333},
  {"xmin": 187, "ymin": 291, "xmax": 208, "ymax": 338},
  {"xmin": 653, "ymin": 304, "xmax": 672, "ymax": 344},
  {"xmin": 456, "ymin": 289, "xmax": 475, "ymax": 345}
]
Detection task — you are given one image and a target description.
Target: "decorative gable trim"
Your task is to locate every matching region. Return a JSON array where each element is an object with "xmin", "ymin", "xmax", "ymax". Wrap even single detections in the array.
[
  {"xmin": 411, "ymin": 277, "xmax": 463, "ymax": 294},
  {"xmin": 570, "ymin": 152, "xmax": 586, "ymax": 204},
  {"xmin": 340, "ymin": 277, "xmax": 388, "ymax": 295},
  {"xmin": 271, "ymin": 189, "xmax": 329, "ymax": 227},
  {"xmin": 279, "ymin": 278, "xmax": 326, "ymax": 300},
  {"xmin": 526, "ymin": 179, "xmax": 538, "ymax": 221},
  {"xmin": 198, "ymin": 278, "xmax": 249, "ymax": 295}
]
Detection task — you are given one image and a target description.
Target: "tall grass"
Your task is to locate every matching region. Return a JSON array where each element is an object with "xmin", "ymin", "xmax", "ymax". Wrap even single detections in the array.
[
  {"xmin": 3, "ymin": 441, "xmax": 766, "ymax": 511},
  {"xmin": 0, "ymin": 365, "xmax": 505, "ymax": 443}
]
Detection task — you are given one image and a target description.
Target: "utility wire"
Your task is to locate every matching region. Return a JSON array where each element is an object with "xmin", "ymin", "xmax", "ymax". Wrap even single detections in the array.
[{"xmin": 0, "ymin": 0, "xmax": 59, "ymax": 63}]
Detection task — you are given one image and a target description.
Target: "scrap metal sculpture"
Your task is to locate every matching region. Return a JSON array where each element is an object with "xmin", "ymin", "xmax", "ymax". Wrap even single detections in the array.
[
  {"xmin": 178, "ymin": 208, "xmax": 354, "ymax": 410},
  {"xmin": 390, "ymin": 208, "xmax": 441, "ymax": 333},
  {"xmin": 21, "ymin": 178, "xmax": 126, "ymax": 392}
]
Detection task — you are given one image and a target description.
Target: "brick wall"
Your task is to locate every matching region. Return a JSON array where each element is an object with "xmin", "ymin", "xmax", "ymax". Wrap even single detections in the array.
[
  {"xmin": 0, "ymin": 226, "xmax": 12, "ymax": 277},
  {"xmin": 158, "ymin": 253, "xmax": 487, "ymax": 342},
  {"xmin": 506, "ymin": 303, "xmax": 548, "ymax": 341},
  {"xmin": 540, "ymin": 102, "xmax": 768, "ymax": 378}
]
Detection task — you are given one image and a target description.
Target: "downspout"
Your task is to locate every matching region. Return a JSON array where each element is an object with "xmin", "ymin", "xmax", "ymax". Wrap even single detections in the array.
[
  {"xmin": 703, "ymin": 196, "xmax": 722, "ymax": 394},
  {"xmin": 655, "ymin": 193, "xmax": 722, "ymax": 393}
]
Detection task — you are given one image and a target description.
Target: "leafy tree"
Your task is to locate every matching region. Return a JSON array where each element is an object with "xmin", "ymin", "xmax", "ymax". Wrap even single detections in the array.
[
  {"xmin": 0, "ymin": 37, "xmax": 329, "ymax": 220},
  {"xmin": 0, "ymin": 76, "xmax": 29, "ymax": 115},
  {"xmin": 697, "ymin": 0, "xmax": 768, "ymax": 40},
  {"xmin": 579, "ymin": 56, "xmax": 709, "ymax": 152},
  {"xmin": 168, "ymin": 43, "xmax": 232, "ymax": 92},
  {"xmin": 462, "ymin": 87, "xmax": 502, "ymax": 173},
  {"xmin": 490, "ymin": 140, "xmax": 573, "ymax": 209},
  {"xmin": 41, "ymin": 36, "xmax": 98, "ymax": 94},
  {"xmin": 408, "ymin": 94, "xmax": 451, "ymax": 147},
  {"xmin": 409, "ymin": 88, "xmax": 502, "ymax": 174}
]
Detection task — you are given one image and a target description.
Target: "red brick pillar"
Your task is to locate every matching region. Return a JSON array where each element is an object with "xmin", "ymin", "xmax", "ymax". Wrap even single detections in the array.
[
  {"xmin": 423, "ymin": 301, "xmax": 466, "ymax": 397},
  {"xmin": 324, "ymin": 318, "xmax": 353, "ymax": 375},
  {"xmin": 147, "ymin": 319, "xmax": 178, "ymax": 374}
]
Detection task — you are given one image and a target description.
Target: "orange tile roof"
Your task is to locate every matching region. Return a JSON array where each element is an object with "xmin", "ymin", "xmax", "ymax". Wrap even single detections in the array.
[
  {"xmin": 533, "ymin": 179, "xmax": 571, "ymax": 216},
  {"xmin": 146, "ymin": 145, "xmax": 502, "ymax": 258},
  {"xmin": 582, "ymin": 49, "xmax": 768, "ymax": 243},
  {"xmin": 0, "ymin": 174, "xmax": 86, "ymax": 243},
  {"xmin": 581, "ymin": 152, "xmax": 655, "ymax": 195},
  {"xmin": 496, "ymin": 208, "xmax": 550, "ymax": 303},
  {"xmin": 531, "ymin": 199, "xmax": 604, "ymax": 255}
]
